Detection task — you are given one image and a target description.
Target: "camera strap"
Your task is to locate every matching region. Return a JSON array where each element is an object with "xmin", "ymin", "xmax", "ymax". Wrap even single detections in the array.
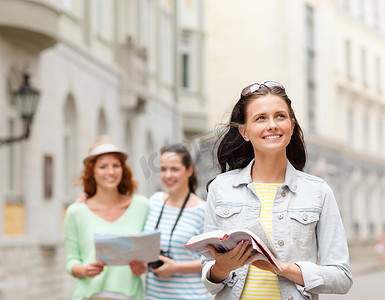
[{"xmin": 154, "ymin": 191, "xmax": 191, "ymax": 254}]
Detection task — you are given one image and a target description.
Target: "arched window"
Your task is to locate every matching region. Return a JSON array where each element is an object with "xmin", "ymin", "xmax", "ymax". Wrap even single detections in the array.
[
  {"xmin": 366, "ymin": 173, "xmax": 378, "ymax": 239},
  {"xmin": 97, "ymin": 108, "xmax": 108, "ymax": 136},
  {"xmin": 92, "ymin": 0, "xmax": 113, "ymax": 40},
  {"xmin": 378, "ymin": 115, "xmax": 383, "ymax": 154},
  {"xmin": 363, "ymin": 110, "xmax": 370, "ymax": 151},
  {"xmin": 350, "ymin": 169, "xmax": 361, "ymax": 239},
  {"xmin": 146, "ymin": 132, "xmax": 160, "ymax": 195},
  {"xmin": 381, "ymin": 178, "xmax": 385, "ymax": 232},
  {"xmin": 125, "ymin": 122, "xmax": 133, "ymax": 165},
  {"xmin": 63, "ymin": 95, "xmax": 78, "ymax": 201},
  {"xmin": 347, "ymin": 106, "xmax": 355, "ymax": 147}
]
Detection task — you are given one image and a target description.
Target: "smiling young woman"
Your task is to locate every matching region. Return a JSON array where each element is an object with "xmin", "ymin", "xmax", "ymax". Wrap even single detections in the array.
[
  {"xmin": 64, "ymin": 136, "xmax": 149, "ymax": 300},
  {"xmin": 202, "ymin": 82, "xmax": 353, "ymax": 300},
  {"xmin": 143, "ymin": 144, "xmax": 211, "ymax": 300}
]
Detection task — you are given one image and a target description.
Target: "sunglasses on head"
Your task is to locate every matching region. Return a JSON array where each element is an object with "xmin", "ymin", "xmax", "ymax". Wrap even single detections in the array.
[{"xmin": 241, "ymin": 81, "xmax": 285, "ymax": 97}]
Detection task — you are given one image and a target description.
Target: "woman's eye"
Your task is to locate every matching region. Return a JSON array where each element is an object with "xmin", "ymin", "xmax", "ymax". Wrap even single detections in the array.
[
  {"xmin": 256, "ymin": 116, "xmax": 265, "ymax": 121},
  {"xmin": 277, "ymin": 114, "xmax": 287, "ymax": 119}
]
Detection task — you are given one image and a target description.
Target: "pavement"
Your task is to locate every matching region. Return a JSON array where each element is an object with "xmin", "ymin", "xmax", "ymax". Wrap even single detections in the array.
[
  {"xmin": 350, "ymin": 256, "xmax": 385, "ymax": 276},
  {"xmin": 324, "ymin": 255, "xmax": 385, "ymax": 300}
]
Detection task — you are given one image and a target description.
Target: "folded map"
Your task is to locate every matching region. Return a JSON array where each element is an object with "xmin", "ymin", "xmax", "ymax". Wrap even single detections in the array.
[{"xmin": 95, "ymin": 231, "xmax": 160, "ymax": 265}]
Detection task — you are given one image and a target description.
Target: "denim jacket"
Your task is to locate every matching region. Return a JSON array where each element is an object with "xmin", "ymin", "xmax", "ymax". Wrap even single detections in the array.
[{"xmin": 202, "ymin": 160, "xmax": 353, "ymax": 300}]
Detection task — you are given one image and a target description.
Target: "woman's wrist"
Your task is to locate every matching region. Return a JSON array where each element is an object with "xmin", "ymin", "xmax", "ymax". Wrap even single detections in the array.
[
  {"xmin": 279, "ymin": 262, "xmax": 296, "ymax": 274},
  {"xmin": 172, "ymin": 261, "xmax": 182, "ymax": 274},
  {"xmin": 72, "ymin": 264, "xmax": 86, "ymax": 278},
  {"xmin": 209, "ymin": 264, "xmax": 230, "ymax": 283},
  {"xmin": 277, "ymin": 262, "xmax": 304, "ymax": 286},
  {"xmin": 173, "ymin": 259, "xmax": 202, "ymax": 274}
]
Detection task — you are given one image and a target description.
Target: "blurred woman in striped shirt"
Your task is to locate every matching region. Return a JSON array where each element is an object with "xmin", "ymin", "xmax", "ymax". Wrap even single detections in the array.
[{"xmin": 144, "ymin": 144, "xmax": 211, "ymax": 300}]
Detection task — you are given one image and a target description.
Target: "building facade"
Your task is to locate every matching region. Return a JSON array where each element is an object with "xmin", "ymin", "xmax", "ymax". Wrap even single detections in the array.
[
  {"xmin": 204, "ymin": 0, "xmax": 385, "ymax": 244},
  {"xmin": 2, "ymin": 0, "xmax": 384, "ymax": 298},
  {"xmin": 0, "ymin": 0, "xmax": 205, "ymax": 299}
]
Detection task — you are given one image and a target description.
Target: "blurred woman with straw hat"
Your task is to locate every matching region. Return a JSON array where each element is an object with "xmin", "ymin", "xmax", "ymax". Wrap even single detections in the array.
[{"xmin": 64, "ymin": 135, "xmax": 149, "ymax": 300}]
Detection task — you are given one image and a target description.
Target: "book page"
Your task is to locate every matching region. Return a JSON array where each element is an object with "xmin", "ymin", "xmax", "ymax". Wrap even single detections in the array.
[
  {"xmin": 95, "ymin": 231, "xmax": 160, "ymax": 265},
  {"xmin": 245, "ymin": 218, "xmax": 280, "ymax": 260}
]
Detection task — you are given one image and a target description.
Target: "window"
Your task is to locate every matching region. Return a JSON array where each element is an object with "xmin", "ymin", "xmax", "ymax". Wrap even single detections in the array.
[
  {"xmin": 350, "ymin": 184, "xmax": 358, "ymax": 238},
  {"xmin": 341, "ymin": 0, "xmax": 350, "ymax": 10},
  {"xmin": 159, "ymin": 11, "xmax": 172, "ymax": 85},
  {"xmin": 361, "ymin": 48, "xmax": 367, "ymax": 87},
  {"xmin": 125, "ymin": 122, "xmax": 133, "ymax": 165},
  {"xmin": 92, "ymin": 0, "xmax": 113, "ymax": 40},
  {"xmin": 347, "ymin": 107, "xmax": 354, "ymax": 147},
  {"xmin": 353, "ymin": 221, "xmax": 359, "ymax": 237},
  {"xmin": 145, "ymin": 133, "xmax": 158, "ymax": 195},
  {"xmin": 306, "ymin": 4, "xmax": 316, "ymax": 131},
  {"xmin": 366, "ymin": 187, "xmax": 374, "ymax": 237},
  {"xmin": 62, "ymin": 0, "xmax": 74, "ymax": 12},
  {"xmin": 180, "ymin": 30, "xmax": 194, "ymax": 90},
  {"xmin": 345, "ymin": 40, "xmax": 352, "ymax": 79},
  {"xmin": 381, "ymin": 187, "xmax": 385, "ymax": 233},
  {"xmin": 139, "ymin": 0, "xmax": 150, "ymax": 47},
  {"xmin": 379, "ymin": 116, "xmax": 384, "ymax": 154},
  {"xmin": 375, "ymin": 55, "xmax": 382, "ymax": 93},
  {"xmin": 63, "ymin": 96, "xmax": 78, "ymax": 200},
  {"xmin": 358, "ymin": 0, "xmax": 365, "ymax": 20},
  {"xmin": 93, "ymin": 0, "xmax": 103, "ymax": 36},
  {"xmin": 182, "ymin": 53, "xmax": 189, "ymax": 88},
  {"xmin": 372, "ymin": 0, "xmax": 379, "ymax": 29},
  {"xmin": 363, "ymin": 112, "xmax": 369, "ymax": 150},
  {"xmin": 97, "ymin": 109, "xmax": 108, "ymax": 136}
]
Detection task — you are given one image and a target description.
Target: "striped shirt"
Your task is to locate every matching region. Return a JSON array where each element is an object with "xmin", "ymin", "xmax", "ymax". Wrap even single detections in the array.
[
  {"xmin": 144, "ymin": 192, "xmax": 211, "ymax": 300},
  {"xmin": 240, "ymin": 183, "xmax": 283, "ymax": 300}
]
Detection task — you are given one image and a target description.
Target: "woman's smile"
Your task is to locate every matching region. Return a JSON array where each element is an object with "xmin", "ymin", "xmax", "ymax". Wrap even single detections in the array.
[{"xmin": 262, "ymin": 134, "xmax": 282, "ymax": 141}]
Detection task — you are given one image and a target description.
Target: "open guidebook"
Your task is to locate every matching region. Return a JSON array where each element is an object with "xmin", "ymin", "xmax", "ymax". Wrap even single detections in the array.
[
  {"xmin": 184, "ymin": 218, "xmax": 281, "ymax": 270},
  {"xmin": 94, "ymin": 231, "xmax": 160, "ymax": 265}
]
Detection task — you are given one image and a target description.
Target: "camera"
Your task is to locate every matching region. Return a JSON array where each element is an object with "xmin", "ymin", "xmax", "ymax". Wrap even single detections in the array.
[{"xmin": 147, "ymin": 250, "xmax": 172, "ymax": 269}]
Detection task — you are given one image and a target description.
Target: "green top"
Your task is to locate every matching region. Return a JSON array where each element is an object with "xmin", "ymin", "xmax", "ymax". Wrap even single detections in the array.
[{"xmin": 64, "ymin": 194, "xmax": 149, "ymax": 300}]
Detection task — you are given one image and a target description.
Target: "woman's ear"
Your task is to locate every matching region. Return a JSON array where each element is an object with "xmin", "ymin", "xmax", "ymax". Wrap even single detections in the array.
[
  {"xmin": 238, "ymin": 125, "xmax": 249, "ymax": 142},
  {"xmin": 291, "ymin": 119, "xmax": 295, "ymax": 132},
  {"xmin": 186, "ymin": 165, "xmax": 194, "ymax": 177}
]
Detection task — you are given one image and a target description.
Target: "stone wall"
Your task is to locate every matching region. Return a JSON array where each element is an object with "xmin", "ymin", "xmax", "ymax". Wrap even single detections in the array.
[{"xmin": 0, "ymin": 241, "xmax": 74, "ymax": 300}]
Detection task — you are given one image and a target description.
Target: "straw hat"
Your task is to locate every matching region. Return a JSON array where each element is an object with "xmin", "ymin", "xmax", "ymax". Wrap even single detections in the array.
[{"xmin": 83, "ymin": 135, "xmax": 128, "ymax": 164}]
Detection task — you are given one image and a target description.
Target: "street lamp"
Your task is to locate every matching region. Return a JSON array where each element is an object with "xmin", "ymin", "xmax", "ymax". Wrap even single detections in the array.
[{"xmin": 0, "ymin": 69, "xmax": 40, "ymax": 146}]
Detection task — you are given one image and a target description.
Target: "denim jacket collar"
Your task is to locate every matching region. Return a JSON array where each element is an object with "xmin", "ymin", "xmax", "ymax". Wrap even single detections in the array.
[{"xmin": 232, "ymin": 158, "xmax": 297, "ymax": 193}]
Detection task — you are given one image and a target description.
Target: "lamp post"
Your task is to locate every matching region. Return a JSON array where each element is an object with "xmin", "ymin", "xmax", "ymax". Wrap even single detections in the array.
[{"xmin": 0, "ymin": 69, "xmax": 40, "ymax": 146}]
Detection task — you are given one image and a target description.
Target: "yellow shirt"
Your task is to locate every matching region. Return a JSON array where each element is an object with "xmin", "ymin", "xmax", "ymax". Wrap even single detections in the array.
[{"xmin": 240, "ymin": 183, "xmax": 282, "ymax": 300}]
